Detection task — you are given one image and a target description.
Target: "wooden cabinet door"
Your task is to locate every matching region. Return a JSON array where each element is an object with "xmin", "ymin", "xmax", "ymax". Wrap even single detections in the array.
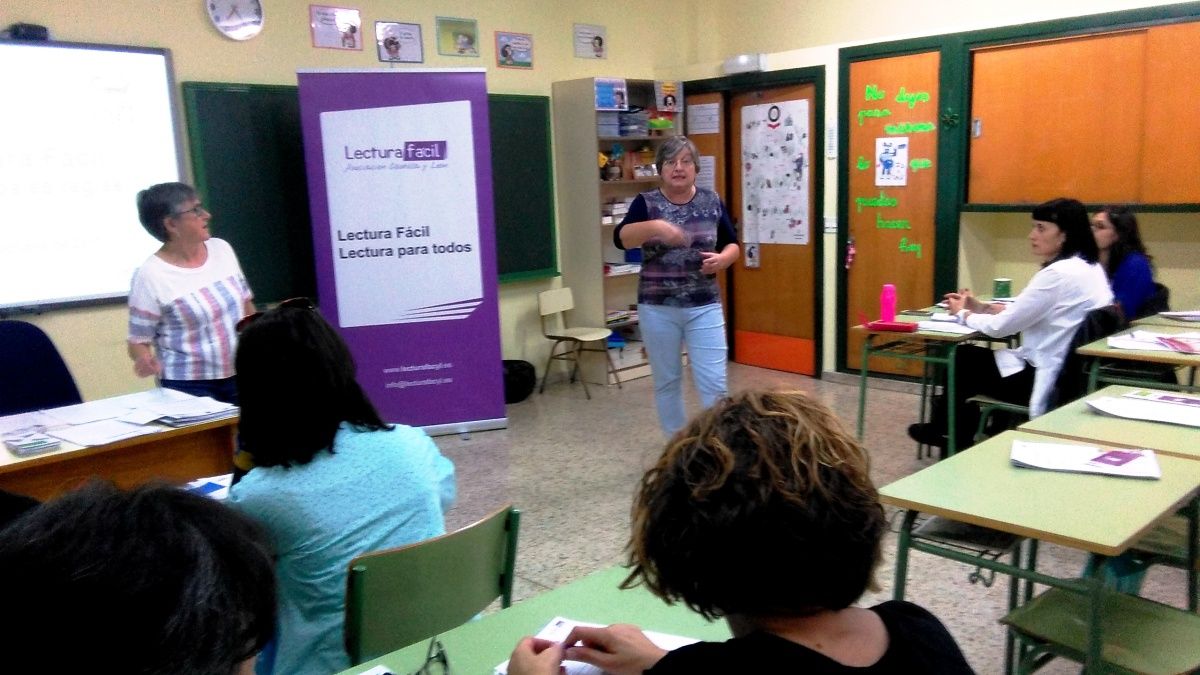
[
  {"xmin": 969, "ymin": 32, "xmax": 1146, "ymax": 204},
  {"xmin": 844, "ymin": 51, "xmax": 940, "ymax": 376},
  {"xmin": 1142, "ymin": 21, "xmax": 1200, "ymax": 203}
]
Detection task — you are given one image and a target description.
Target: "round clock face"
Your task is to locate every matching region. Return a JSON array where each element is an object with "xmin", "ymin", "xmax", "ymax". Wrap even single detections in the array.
[{"xmin": 207, "ymin": 0, "xmax": 264, "ymax": 41}]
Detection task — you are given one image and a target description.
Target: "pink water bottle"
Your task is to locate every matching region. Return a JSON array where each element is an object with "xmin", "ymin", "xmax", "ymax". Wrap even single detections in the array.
[{"xmin": 880, "ymin": 284, "xmax": 897, "ymax": 322}]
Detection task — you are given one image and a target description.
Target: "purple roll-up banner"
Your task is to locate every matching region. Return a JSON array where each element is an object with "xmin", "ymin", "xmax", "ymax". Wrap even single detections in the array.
[{"xmin": 297, "ymin": 68, "xmax": 505, "ymax": 433}]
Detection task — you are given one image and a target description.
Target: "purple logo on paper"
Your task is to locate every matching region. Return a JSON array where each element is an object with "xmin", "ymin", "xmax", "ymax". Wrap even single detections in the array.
[{"xmin": 404, "ymin": 141, "xmax": 447, "ymax": 161}]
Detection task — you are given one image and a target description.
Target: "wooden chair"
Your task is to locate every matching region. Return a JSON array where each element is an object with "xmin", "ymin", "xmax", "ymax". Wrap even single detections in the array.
[
  {"xmin": 537, "ymin": 287, "xmax": 621, "ymax": 399},
  {"xmin": 344, "ymin": 504, "xmax": 521, "ymax": 666}
]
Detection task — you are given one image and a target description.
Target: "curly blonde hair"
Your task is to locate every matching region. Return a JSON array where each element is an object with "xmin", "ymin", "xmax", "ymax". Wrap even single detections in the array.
[{"xmin": 623, "ymin": 390, "xmax": 884, "ymax": 620}]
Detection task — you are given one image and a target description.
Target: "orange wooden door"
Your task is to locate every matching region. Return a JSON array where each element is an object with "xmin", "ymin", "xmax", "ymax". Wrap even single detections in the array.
[
  {"xmin": 844, "ymin": 51, "xmax": 940, "ymax": 376},
  {"xmin": 728, "ymin": 84, "xmax": 818, "ymax": 375},
  {"xmin": 683, "ymin": 92, "xmax": 729, "ymax": 304}
]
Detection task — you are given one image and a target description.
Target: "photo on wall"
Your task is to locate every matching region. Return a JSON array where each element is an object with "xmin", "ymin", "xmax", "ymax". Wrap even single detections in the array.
[
  {"xmin": 376, "ymin": 21, "xmax": 423, "ymax": 63},
  {"xmin": 309, "ymin": 5, "xmax": 362, "ymax": 50},
  {"xmin": 436, "ymin": 16, "xmax": 479, "ymax": 57},
  {"xmin": 495, "ymin": 31, "xmax": 533, "ymax": 69},
  {"xmin": 573, "ymin": 23, "xmax": 606, "ymax": 59}
]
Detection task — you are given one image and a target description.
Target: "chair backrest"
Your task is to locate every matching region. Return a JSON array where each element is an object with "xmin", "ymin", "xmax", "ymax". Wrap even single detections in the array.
[
  {"xmin": 1133, "ymin": 282, "xmax": 1171, "ymax": 320},
  {"xmin": 538, "ymin": 287, "xmax": 575, "ymax": 336},
  {"xmin": 1049, "ymin": 305, "xmax": 1124, "ymax": 409},
  {"xmin": 344, "ymin": 504, "xmax": 520, "ymax": 665},
  {"xmin": 0, "ymin": 320, "xmax": 83, "ymax": 416}
]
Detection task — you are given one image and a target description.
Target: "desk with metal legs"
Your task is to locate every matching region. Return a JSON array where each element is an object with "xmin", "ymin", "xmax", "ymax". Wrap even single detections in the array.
[
  {"xmin": 881, "ymin": 431, "xmax": 1200, "ymax": 673},
  {"xmin": 1078, "ymin": 326, "xmax": 1200, "ymax": 393},
  {"xmin": 853, "ymin": 316, "xmax": 980, "ymax": 457}
]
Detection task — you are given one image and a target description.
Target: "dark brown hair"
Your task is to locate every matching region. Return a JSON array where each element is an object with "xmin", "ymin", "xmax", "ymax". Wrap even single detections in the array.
[{"xmin": 623, "ymin": 390, "xmax": 885, "ymax": 620}]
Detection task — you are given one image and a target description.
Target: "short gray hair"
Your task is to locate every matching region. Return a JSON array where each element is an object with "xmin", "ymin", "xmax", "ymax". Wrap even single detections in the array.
[{"xmin": 655, "ymin": 136, "xmax": 700, "ymax": 176}]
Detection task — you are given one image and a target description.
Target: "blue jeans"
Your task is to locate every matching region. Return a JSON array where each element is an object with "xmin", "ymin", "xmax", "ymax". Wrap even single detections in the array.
[{"xmin": 639, "ymin": 303, "xmax": 728, "ymax": 437}]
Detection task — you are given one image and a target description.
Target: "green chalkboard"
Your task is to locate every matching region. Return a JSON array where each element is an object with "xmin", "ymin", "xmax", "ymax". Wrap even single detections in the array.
[
  {"xmin": 182, "ymin": 82, "xmax": 316, "ymax": 305},
  {"xmin": 488, "ymin": 94, "xmax": 558, "ymax": 281},
  {"xmin": 182, "ymin": 82, "xmax": 556, "ymax": 305}
]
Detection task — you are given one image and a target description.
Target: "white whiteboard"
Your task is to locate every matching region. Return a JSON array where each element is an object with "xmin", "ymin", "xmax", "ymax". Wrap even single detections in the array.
[{"xmin": 0, "ymin": 41, "xmax": 182, "ymax": 310}]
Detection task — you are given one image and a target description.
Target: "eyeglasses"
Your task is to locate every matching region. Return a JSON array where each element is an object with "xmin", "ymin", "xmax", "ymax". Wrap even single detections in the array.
[
  {"xmin": 663, "ymin": 157, "xmax": 695, "ymax": 168},
  {"xmin": 235, "ymin": 296, "xmax": 317, "ymax": 333},
  {"xmin": 170, "ymin": 204, "xmax": 208, "ymax": 218},
  {"xmin": 409, "ymin": 637, "xmax": 452, "ymax": 675}
]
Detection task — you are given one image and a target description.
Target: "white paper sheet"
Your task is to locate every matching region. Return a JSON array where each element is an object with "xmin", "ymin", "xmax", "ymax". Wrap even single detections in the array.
[
  {"xmin": 1010, "ymin": 439, "xmax": 1160, "ymax": 479},
  {"xmin": 916, "ymin": 321, "xmax": 975, "ymax": 334},
  {"xmin": 686, "ymin": 102, "xmax": 720, "ymax": 135},
  {"xmin": 46, "ymin": 419, "xmax": 161, "ymax": 446},
  {"xmin": 494, "ymin": 616, "xmax": 699, "ymax": 675},
  {"xmin": 1087, "ymin": 396, "xmax": 1200, "ymax": 428}
]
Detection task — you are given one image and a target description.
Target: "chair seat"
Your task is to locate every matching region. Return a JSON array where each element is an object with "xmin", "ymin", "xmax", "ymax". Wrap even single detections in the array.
[
  {"xmin": 1003, "ymin": 586, "xmax": 1200, "ymax": 674},
  {"xmin": 1132, "ymin": 515, "xmax": 1197, "ymax": 570},
  {"xmin": 965, "ymin": 395, "xmax": 1030, "ymax": 415},
  {"xmin": 546, "ymin": 327, "xmax": 612, "ymax": 343}
]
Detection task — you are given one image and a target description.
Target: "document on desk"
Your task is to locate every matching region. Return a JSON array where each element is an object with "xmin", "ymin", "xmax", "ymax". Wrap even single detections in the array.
[
  {"xmin": 116, "ymin": 395, "xmax": 237, "ymax": 427},
  {"xmin": 494, "ymin": 616, "xmax": 699, "ymax": 675},
  {"xmin": 1107, "ymin": 330, "xmax": 1200, "ymax": 353},
  {"xmin": 1010, "ymin": 439, "xmax": 1161, "ymax": 479},
  {"xmin": 1087, "ymin": 394, "xmax": 1200, "ymax": 428},
  {"xmin": 40, "ymin": 398, "xmax": 139, "ymax": 426},
  {"xmin": 46, "ymin": 419, "xmax": 161, "ymax": 446},
  {"xmin": 916, "ymin": 320, "xmax": 975, "ymax": 335},
  {"xmin": 1160, "ymin": 311, "xmax": 1200, "ymax": 322}
]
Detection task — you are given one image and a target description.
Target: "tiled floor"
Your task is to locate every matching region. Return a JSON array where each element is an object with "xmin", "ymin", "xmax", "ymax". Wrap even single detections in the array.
[{"xmin": 433, "ymin": 362, "xmax": 1188, "ymax": 674}]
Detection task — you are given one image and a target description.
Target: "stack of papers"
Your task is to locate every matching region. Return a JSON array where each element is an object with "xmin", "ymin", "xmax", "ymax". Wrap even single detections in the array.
[
  {"xmin": 1086, "ymin": 389, "xmax": 1200, "ymax": 428},
  {"xmin": 1010, "ymin": 439, "xmax": 1161, "ymax": 479},
  {"xmin": 117, "ymin": 394, "xmax": 237, "ymax": 427},
  {"xmin": 1160, "ymin": 311, "xmax": 1200, "ymax": 322},
  {"xmin": 494, "ymin": 617, "xmax": 698, "ymax": 675},
  {"xmin": 3, "ymin": 430, "xmax": 61, "ymax": 457},
  {"xmin": 917, "ymin": 320, "xmax": 975, "ymax": 334},
  {"xmin": 1107, "ymin": 330, "xmax": 1200, "ymax": 354}
]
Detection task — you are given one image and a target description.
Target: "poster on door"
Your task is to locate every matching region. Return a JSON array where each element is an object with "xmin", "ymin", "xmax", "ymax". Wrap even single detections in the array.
[{"xmin": 740, "ymin": 99, "xmax": 809, "ymax": 245}]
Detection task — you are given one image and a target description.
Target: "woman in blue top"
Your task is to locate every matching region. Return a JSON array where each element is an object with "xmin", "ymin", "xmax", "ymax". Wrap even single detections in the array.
[
  {"xmin": 1092, "ymin": 205, "xmax": 1157, "ymax": 321},
  {"xmin": 228, "ymin": 301, "xmax": 456, "ymax": 675},
  {"xmin": 614, "ymin": 136, "xmax": 739, "ymax": 437}
]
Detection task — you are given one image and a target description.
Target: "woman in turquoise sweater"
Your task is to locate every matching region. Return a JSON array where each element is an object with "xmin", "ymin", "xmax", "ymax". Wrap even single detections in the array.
[{"xmin": 228, "ymin": 300, "xmax": 456, "ymax": 675}]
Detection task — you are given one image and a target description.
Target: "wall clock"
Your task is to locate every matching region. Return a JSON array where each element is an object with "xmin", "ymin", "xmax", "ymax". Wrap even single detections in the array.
[{"xmin": 207, "ymin": 0, "xmax": 264, "ymax": 41}]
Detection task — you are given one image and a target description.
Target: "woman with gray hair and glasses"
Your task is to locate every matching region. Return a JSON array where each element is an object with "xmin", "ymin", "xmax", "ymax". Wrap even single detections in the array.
[
  {"xmin": 612, "ymin": 136, "xmax": 739, "ymax": 436},
  {"xmin": 127, "ymin": 182, "xmax": 255, "ymax": 404}
]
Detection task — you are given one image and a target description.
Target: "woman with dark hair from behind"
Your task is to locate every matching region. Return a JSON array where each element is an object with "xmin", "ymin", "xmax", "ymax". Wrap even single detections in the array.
[
  {"xmin": 0, "ymin": 481, "xmax": 275, "ymax": 675},
  {"xmin": 228, "ymin": 302, "xmax": 455, "ymax": 675},
  {"xmin": 506, "ymin": 391, "xmax": 973, "ymax": 675},
  {"xmin": 907, "ymin": 197, "xmax": 1112, "ymax": 450},
  {"xmin": 1092, "ymin": 205, "xmax": 1159, "ymax": 320}
]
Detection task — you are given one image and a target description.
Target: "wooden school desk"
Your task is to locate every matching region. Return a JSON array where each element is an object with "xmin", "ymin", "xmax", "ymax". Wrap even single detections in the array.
[
  {"xmin": 1019, "ymin": 385, "xmax": 1200, "ymax": 462},
  {"xmin": 881, "ymin": 430, "xmax": 1200, "ymax": 672},
  {"xmin": 0, "ymin": 416, "xmax": 237, "ymax": 500},
  {"xmin": 339, "ymin": 565, "xmax": 730, "ymax": 675},
  {"xmin": 853, "ymin": 312, "xmax": 980, "ymax": 457},
  {"xmin": 1078, "ymin": 325, "xmax": 1200, "ymax": 393}
]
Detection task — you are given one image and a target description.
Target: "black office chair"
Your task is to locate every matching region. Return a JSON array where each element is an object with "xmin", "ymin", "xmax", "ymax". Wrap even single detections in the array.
[{"xmin": 0, "ymin": 320, "xmax": 83, "ymax": 416}]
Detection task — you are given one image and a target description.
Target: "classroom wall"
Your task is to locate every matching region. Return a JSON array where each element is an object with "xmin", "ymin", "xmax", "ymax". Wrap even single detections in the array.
[
  {"xmin": 4, "ymin": 0, "xmax": 1195, "ymax": 398},
  {"xmin": 656, "ymin": 0, "xmax": 1197, "ymax": 373},
  {"xmin": 0, "ymin": 0, "xmax": 691, "ymax": 399}
]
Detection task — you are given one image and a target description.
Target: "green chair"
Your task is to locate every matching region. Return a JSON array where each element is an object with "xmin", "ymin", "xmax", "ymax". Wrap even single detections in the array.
[
  {"xmin": 1002, "ymin": 585, "xmax": 1200, "ymax": 674},
  {"xmin": 344, "ymin": 504, "xmax": 521, "ymax": 666}
]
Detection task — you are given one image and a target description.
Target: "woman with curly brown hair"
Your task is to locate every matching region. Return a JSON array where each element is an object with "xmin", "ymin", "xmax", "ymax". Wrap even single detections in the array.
[{"xmin": 507, "ymin": 391, "xmax": 972, "ymax": 675}]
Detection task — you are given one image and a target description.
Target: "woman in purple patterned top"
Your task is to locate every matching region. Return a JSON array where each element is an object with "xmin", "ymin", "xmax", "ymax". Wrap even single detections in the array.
[{"xmin": 613, "ymin": 136, "xmax": 739, "ymax": 436}]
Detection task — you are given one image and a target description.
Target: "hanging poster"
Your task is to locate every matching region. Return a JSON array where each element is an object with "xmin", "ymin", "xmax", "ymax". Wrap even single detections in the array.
[
  {"xmin": 309, "ymin": 5, "xmax": 362, "ymax": 50},
  {"xmin": 875, "ymin": 136, "xmax": 909, "ymax": 186},
  {"xmin": 574, "ymin": 24, "xmax": 606, "ymax": 59},
  {"xmin": 594, "ymin": 77, "xmax": 628, "ymax": 111},
  {"xmin": 375, "ymin": 21, "xmax": 423, "ymax": 63},
  {"xmin": 495, "ymin": 31, "xmax": 533, "ymax": 69},
  {"xmin": 297, "ymin": 68, "xmax": 505, "ymax": 433},
  {"xmin": 687, "ymin": 103, "xmax": 720, "ymax": 135},
  {"xmin": 654, "ymin": 81, "xmax": 682, "ymax": 112},
  {"xmin": 740, "ymin": 99, "xmax": 810, "ymax": 245},
  {"xmin": 436, "ymin": 16, "xmax": 479, "ymax": 57}
]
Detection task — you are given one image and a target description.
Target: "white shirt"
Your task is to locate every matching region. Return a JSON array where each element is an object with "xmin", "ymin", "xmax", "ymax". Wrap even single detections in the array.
[{"xmin": 963, "ymin": 256, "xmax": 1112, "ymax": 417}]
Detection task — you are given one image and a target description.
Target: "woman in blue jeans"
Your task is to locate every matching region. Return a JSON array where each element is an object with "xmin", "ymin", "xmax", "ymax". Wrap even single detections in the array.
[{"xmin": 613, "ymin": 136, "xmax": 739, "ymax": 436}]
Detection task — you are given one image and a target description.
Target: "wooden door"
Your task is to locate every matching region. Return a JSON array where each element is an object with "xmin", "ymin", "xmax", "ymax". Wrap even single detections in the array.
[
  {"xmin": 728, "ymin": 84, "xmax": 818, "ymax": 375},
  {"xmin": 844, "ymin": 51, "xmax": 940, "ymax": 376},
  {"xmin": 684, "ymin": 92, "xmax": 729, "ymax": 303}
]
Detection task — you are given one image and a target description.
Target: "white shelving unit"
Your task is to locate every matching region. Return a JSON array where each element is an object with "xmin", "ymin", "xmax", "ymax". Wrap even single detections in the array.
[{"xmin": 551, "ymin": 78, "xmax": 681, "ymax": 385}]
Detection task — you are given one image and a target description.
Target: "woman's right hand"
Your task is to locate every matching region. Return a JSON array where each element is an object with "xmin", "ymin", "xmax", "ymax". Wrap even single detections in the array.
[
  {"xmin": 652, "ymin": 220, "xmax": 690, "ymax": 247},
  {"xmin": 561, "ymin": 624, "xmax": 668, "ymax": 675},
  {"xmin": 133, "ymin": 352, "xmax": 162, "ymax": 378}
]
